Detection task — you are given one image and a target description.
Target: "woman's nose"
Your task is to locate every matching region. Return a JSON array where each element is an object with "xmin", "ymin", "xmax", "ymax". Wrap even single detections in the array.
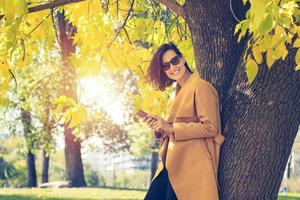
[{"xmin": 169, "ymin": 64, "xmax": 178, "ymax": 72}]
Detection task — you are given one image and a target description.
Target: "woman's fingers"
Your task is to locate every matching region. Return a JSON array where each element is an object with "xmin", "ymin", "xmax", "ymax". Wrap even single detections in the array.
[
  {"xmin": 144, "ymin": 118, "xmax": 157, "ymax": 129},
  {"xmin": 153, "ymin": 121, "xmax": 163, "ymax": 132},
  {"xmin": 143, "ymin": 114, "xmax": 164, "ymax": 131},
  {"xmin": 145, "ymin": 117, "xmax": 155, "ymax": 124},
  {"xmin": 147, "ymin": 114, "xmax": 159, "ymax": 120}
]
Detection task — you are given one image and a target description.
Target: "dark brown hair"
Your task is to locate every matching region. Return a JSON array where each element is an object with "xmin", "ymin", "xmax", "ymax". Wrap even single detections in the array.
[{"xmin": 147, "ymin": 42, "xmax": 193, "ymax": 91}]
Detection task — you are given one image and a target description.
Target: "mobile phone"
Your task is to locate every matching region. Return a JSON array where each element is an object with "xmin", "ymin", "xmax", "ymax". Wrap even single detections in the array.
[
  {"xmin": 136, "ymin": 109, "xmax": 156, "ymax": 120},
  {"xmin": 136, "ymin": 109, "xmax": 148, "ymax": 119}
]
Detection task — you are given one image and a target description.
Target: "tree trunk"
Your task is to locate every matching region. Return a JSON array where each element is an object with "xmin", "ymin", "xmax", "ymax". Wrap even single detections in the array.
[
  {"xmin": 0, "ymin": 158, "xmax": 5, "ymax": 179},
  {"xmin": 220, "ymin": 46, "xmax": 299, "ymax": 200},
  {"xmin": 55, "ymin": 10, "xmax": 86, "ymax": 187},
  {"xmin": 184, "ymin": 0, "xmax": 300, "ymax": 199},
  {"xmin": 42, "ymin": 149, "xmax": 50, "ymax": 183},
  {"xmin": 64, "ymin": 126, "xmax": 86, "ymax": 187},
  {"xmin": 185, "ymin": 0, "xmax": 249, "ymax": 101},
  {"xmin": 21, "ymin": 107, "xmax": 37, "ymax": 187},
  {"xmin": 26, "ymin": 151, "xmax": 37, "ymax": 187}
]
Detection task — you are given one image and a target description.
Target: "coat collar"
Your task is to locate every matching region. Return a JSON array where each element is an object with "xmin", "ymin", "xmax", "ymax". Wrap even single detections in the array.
[
  {"xmin": 175, "ymin": 71, "xmax": 199, "ymax": 97},
  {"xmin": 167, "ymin": 71, "xmax": 200, "ymax": 123}
]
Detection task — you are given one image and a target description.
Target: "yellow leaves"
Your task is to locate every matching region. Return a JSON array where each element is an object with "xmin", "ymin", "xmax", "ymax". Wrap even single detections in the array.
[
  {"xmin": 2, "ymin": 0, "xmax": 28, "ymax": 25},
  {"xmin": 245, "ymin": 58, "xmax": 258, "ymax": 84},
  {"xmin": 295, "ymin": 49, "xmax": 300, "ymax": 71},
  {"xmin": 52, "ymin": 95, "xmax": 88, "ymax": 129},
  {"xmin": 130, "ymin": 18, "xmax": 150, "ymax": 39},
  {"xmin": 239, "ymin": 0, "xmax": 300, "ymax": 73},
  {"xmin": 251, "ymin": 0, "xmax": 267, "ymax": 31},
  {"xmin": 70, "ymin": 54, "xmax": 101, "ymax": 77},
  {"xmin": 242, "ymin": 0, "xmax": 248, "ymax": 5},
  {"xmin": 270, "ymin": 26, "xmax": 285, "ymax": 48},
  {"xmin": 0, "ymin": 59, "xmax": 11, "ymax": 105},
  {"xmin": 134, "ymin": 79, "xmax": 169, "ymax": 117},
  {"xmin": 296, "ymin": 48, "xmax": 300, "ymax": 63},
  {"xmin": 294, "ymin": 25, "xmax": 300, "ymax": 36},
  {"xmin": 265, "ymin": 42, "xmax": 287, "ymax": 69},
  {"xmin": 293, "ymin": 39, "xmax": 300, "ymax": 48},
  {"xmin": 52, "ymin": 95, "xmax": 74, "ymax": 112},
  {"xmin": 252, "ymin": 45, "xmax": 262, "ymax": 64},
  {"xmin": 277, "ymin": 43, "xmax": 288, "ymax": 60},
  {"xmin": 119, "ymin": 0, "xmax": 131, "ymax": 12},
  {"xmin": 266, "ymin": 50, "xmax": 275, "ymax": 68},
  {"xmin": 67, "ymin": 104, "xmax": 87, "ymax": 129},
  {"xmin": 235, "ymin": 19, "xmax": 250, "ymax": 43},
  {"xmin": 281, "ymin": 1, "xmax": 298, "ymax": 16}
]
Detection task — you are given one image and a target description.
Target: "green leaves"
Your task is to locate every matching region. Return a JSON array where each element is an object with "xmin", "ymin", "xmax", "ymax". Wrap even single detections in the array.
[
  {"xmin": 251, "ymin": 0, "xmax": 267, "ymax": 31},
  {"xmin": 258, "ymin": 14, "xmax": 275, "ymax": 35}
]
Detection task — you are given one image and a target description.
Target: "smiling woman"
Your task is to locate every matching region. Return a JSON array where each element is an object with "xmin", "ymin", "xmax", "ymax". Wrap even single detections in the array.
[
  {"xmin": 79, "ymin": 73, "xmax": 127, "ymax": 125},
  {"xmin": 144, "ymin": 42, "xmax": 224, "ymax": 200}
]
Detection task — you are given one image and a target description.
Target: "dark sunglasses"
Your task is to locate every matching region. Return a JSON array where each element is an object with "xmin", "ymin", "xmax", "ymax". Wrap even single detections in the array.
[{"xmin": 162, "ymin": 55, "xmax": 181, "ymax": 71}]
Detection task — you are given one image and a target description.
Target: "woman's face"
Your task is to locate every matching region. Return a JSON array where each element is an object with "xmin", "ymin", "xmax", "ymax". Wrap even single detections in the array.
[{"xmin": 162, "ymin": 49, "xmax": 186, "ymax": 81}]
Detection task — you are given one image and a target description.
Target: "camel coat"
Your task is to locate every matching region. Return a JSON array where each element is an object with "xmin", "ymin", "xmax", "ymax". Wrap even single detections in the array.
[{"xmin": 151, "ymin": 71, "xmax": 225, "ymax": 200}]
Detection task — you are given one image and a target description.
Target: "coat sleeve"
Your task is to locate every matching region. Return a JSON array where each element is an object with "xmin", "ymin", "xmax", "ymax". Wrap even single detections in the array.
[{"xmin": 172, "ymin": 81, "xmax": 220, "ymax": 141}]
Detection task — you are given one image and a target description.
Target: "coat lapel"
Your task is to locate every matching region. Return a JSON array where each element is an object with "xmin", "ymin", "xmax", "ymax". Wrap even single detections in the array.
[{"xmin": 166, "ymin": 72, "xmax": 199, "ymax": 123}]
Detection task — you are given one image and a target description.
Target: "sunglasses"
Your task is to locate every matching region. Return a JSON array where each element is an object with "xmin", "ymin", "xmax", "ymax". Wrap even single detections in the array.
[{"xmin": 162, "ymin": 55, "xmax": 181, "ymax": 71}]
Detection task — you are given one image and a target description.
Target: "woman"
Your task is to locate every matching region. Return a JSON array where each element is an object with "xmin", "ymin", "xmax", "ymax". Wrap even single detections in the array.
[{"xmin": 143, "ymin": 42, "xmax": 225, "ymax": 200}]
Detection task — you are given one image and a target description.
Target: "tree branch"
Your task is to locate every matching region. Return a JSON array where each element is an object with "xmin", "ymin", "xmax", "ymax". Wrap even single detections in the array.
[
  {"xmin": 0, "ymin": 0, "xmax": 86, "ymax": 20},
  {"xmin": 156, "ymin": 0, "xmax": 186, "ymax": 17},
  {"xmin": 107, "ymin": 0, "xmax": 135, "ymax": 48}
]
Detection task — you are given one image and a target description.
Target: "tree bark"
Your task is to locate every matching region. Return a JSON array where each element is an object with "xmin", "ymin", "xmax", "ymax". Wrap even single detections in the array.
[
  {"xmin": 42, "ymin": 150, "xmax": 50, "ymax": 183},
  {"xmin": 219, "ymin": 47, "xmax": 300, "ymax": 199},
  {"xmin": 26, "ymin": 151, "xmax": 37, "ymax": 187},
  {"xmin": 21, "ymin": 107, "xmax": 37, "ymax": 187},
  {"xmin": 185, "ymin": 0, "xmax": 249, "ymax": 101},
  {"xmin": 0, "ymin": 158, "xmax": 5, "ymax": 179},
  {"xmin": 183, "ymin": 0, "xmax": 300, "ymax": 199},
  {"xmin": 41, "ymin": 96, "xmax": 52, "ymax": 184},
  {"xmin": 55, "ymin": 10, "xmax": 86, "ymax": 187}
]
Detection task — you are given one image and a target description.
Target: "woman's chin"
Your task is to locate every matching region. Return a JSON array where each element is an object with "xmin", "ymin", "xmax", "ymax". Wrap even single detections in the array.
[{"xmin": 174, "ymin": 73, "xmax": 185, "ymax": 81}]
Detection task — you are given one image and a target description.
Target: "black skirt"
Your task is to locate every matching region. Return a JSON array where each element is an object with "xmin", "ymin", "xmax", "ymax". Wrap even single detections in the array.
[{"xmin": 144, "ymin": 167, "xmax": 178, "ymax": 200}]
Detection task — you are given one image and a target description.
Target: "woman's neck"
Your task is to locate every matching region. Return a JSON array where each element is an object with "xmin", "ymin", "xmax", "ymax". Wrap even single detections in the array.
[{"xmin": 177, "ymin": 70, "xmax": 192, "ymax": 87}]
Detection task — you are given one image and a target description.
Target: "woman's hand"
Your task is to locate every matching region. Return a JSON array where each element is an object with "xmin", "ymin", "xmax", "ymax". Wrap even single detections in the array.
[{"xmin": 143, "ymin": 114, "xmax": 174, "ymax": 136}]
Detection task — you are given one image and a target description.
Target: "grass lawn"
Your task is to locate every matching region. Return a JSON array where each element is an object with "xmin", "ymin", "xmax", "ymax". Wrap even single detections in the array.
[
  {"xmin": 0, "ymin": 189, "xmax": 299, "ymax": 200},
  {"xmin": 0, "ymin": 188, "xmax": 147, "ymax": 200},
  {"xmin": 278, "ymin": 193, "xmax": 300, "ymax": 200}
]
